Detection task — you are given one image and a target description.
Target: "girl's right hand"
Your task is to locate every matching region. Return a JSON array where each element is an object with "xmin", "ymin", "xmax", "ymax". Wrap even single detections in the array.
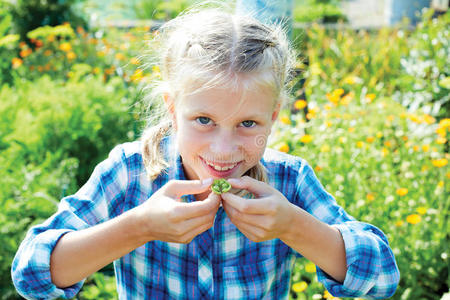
[{"xmin": 133, "ymin": 178, "xmax": 220, "ymax": 244}]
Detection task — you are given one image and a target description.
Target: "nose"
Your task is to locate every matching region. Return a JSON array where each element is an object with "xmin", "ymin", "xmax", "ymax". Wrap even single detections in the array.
[{"xmin": 209, "ymin": 129, "xmax": 240, "ymax": 159}]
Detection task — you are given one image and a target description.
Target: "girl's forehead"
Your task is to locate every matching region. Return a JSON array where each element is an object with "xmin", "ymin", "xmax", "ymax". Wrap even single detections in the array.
[{"xmin": 179, "ymin": 86, "xmax": 276, "ymax": 117}]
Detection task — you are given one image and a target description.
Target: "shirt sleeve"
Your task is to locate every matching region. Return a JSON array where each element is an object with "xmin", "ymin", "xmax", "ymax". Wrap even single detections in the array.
[
  {"xmin": 11, "ymin": 144, "xmax": 129, "ymax": 300},
  {"xmin": 293, "ymin": 160, "xmax": 400, "ymax": 299}
]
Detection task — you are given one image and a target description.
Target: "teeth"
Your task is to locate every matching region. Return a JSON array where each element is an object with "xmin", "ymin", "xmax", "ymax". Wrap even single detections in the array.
[{"xmin": 206, "ymin": 161, "xmax": 237, "ymax": 171}]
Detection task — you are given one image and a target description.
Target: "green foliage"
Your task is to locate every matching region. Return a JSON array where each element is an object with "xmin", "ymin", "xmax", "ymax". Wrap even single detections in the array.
[
  {"xmin": 301, "ymin": 9, "xmax": 449, "ymax": 118},
  {"xmin": 293, "ymin": 0, "xmax": 346, "ymax": 23},
  {"xmin": 133, "ymin": 0, "xmax": 195, "ymax": 21},
  {"xmin": 9, "ymin": 0, "xmax": 87, "ymax": 41},
  {"xmin": 79, "ymin": 272, "xmax": 118, "ymax": 299}
]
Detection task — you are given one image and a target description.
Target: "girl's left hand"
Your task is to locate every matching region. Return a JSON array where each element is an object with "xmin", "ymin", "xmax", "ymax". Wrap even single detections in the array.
[{"xmin": 221, "ymin": 176, "xmax": 295, "ymax": 242}]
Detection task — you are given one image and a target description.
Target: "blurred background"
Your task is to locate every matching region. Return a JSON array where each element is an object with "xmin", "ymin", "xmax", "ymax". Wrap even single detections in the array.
[{"xmin": 0, "ymin": 0, "xmax": 448, "ymax": 299}]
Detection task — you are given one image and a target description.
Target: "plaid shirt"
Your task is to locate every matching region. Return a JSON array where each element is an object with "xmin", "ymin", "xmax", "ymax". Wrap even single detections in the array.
[{"xmin": 12, "ymin": 135, "xmax": 399, "ymax": 299}]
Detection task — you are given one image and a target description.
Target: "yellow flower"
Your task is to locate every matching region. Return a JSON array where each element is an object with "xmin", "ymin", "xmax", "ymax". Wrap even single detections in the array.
[
  {"xmin": 326, "ymin": 92, "xmax": 340, "ymax": 105},
  {"xmin": 446, "ymin": 172, "xmax": 450, "ymax": 179},
  {"xmin": 438, "ymin": 118, "xmax": 450, "ymax": 129},
  {"xmin": 59, "ymin": 42, "xmax": 72, "ymax": 52},
  {"xmin": 305, "ymin": 262, "xmax": 316, "ymax": 273},
  {"xmin": 376, "ymin": 131, "xmax": 383, "ymax": 138},
  {"xmin": 324, "ymin": 103, "xmax": 332, "ymax": 110},
  {"xmin": 436, "ymin": 137, "xmax": 447, "ymax": 144},
  {"xmin": 11, "ymin": 57, "xmax": 23, "ymax": 69},
  {"xmin": 130, "ymin": 57, "xmax": 140, "ymax": 65},
  {"xmin": 115, "ymin": 53, "xmax": 126, "ymax": 61},
  {"xmin": 280, "ymin": 116, "xmax": 291, "ymax": 125},
  {"xmin": 395, "ymin": 220, "xmax": 404, "ymax": 227},
  {"xmin": 396, "ymin": 188, "xmax": 408, "ymax": 196},
  {"xmin": 320, "ymin": 144, "xmax": 330, "ymax": 153},
  {"xmin": 278, "ymin": 143, "xmax": 289, "ymax": 153},
  {"xmin": 432, "ymin": 158, "xmax": 448, "ymax": 168},
  {"xmin": 423, "ymin": 114, "xmax": 436, "ymax": 124},
  {"xmin": 343, "ymin": 76, "xmax": 356, "ymax": 85},
  {"xmin": 365, "ymin": 93, "xmax": 376, "ymax": 103},
  {"xmin": 341, "ymin": 92, "xmax": 354, "ymax": 106},
  {"xmin": 416, "ymin": 207, "xmax": 427, "ymax": 215},
  {"xmin": 438, "ymin": 180, "xmax": 444, "ymax": 188},
  {"xmin": 152, "ymin": 65, "xmax": 161, "ymax": 74},
  {"xmin": 422, "ymin": 144, "xmax": 430, "ymax": 152},
  {"xmin": 381, "ymin": 147, "xmax": 389, "ymax": 157},
  {"xmin": 292, "ymin": 281, "xmax": 308, "ymax": 293},
  {"xmin": 66, "ymin": 51, "xmax": 76, "ymax": 60},
  {"xmin": 366, "ymin": 193, "xmax": 375, "ymax": 202},
  {"xmin": 413, "ymin": 145, "xmax": 420, "ymax": 152},
  {"xmin": 300, "ymin": 134, "xmax": 313, "ymax": 144},
  {"xmin": 406, "ymin": 214, "xmax": 421, "ymax": 225},
  {"xmin": 339, "ymin": 137, "xmax": 346, "ymax": 144},
  {"xmin": 348, "ymin": 127, "xmax": 355, "ymax": 133},
  {"xmin": 130, "ymin": 69, "xmax": 144, "ymax": 82},
  {"xmin": 334, "ymin": 88, "xmax": 344, "ymax": 96},
  {"xmin": 356, "ymin": 141, "xmax": 364, "ymax": 148},
  {"xmin": 294, "ymin": 99, "xmax": 307, "ymax": 110},
  {"xmin": 325, "ymin": 121, "xmax": 333, "ymax": 128}
]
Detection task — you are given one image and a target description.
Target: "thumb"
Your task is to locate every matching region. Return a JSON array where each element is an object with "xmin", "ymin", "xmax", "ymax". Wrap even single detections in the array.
[{"xmin": 164, "ymin": 178, "xmax": 214, "ymax": 198}]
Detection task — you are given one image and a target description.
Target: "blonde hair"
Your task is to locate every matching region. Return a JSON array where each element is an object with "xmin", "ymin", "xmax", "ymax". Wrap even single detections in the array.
[{"xmin": 140, "ymin": 2, "xmax": 296, "ymax": 183}]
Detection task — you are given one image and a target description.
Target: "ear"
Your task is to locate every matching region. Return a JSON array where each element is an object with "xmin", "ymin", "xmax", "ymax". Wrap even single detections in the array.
[
  {"xmin": 271, "ymin": 102, "xmax": 281, "ymax": 122},
  {"xmin": 163, "ymin": 93, "xmax": 177, "ymax": 130}
]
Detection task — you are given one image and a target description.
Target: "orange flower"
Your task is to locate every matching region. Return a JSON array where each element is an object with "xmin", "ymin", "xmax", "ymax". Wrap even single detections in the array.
[
  {"xmin": 366, "ymin": 193, "xmax": 375, "ymax": 201},
  {"xmin": 19, "ymin": 48, "xmax": 32, "ymax": 58},
  {"xmin": 12, "ymin": 57, "xmax": 23, "ymax": 68},
  {"xmin": 396, "ymin": 188, "xmax": 408, "ymax": 196},
  {"xmin": 395, "ymin": 220, "xmax": 404, "ymax": 227},
  {"xmin": 66, "ymin": 51, "xmax": 76, "ymax": 60},
  {"xmin": 406, "ymin": 214, "xmax": 421, "ymax": 225}
]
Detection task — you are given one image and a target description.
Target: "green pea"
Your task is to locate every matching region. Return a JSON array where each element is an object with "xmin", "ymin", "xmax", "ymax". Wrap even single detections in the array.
[{"xmin": 211, "ymin": 178, "xmax": 231, "ymax": 194}]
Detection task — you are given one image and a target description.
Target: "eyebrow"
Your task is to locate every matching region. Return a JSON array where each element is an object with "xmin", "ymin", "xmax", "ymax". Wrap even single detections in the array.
[{"xmin": 189, "ymin": 110, "xmax": 267, "ymax": 120}]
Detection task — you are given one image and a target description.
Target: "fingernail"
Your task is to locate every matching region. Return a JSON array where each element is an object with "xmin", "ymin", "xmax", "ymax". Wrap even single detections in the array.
[
  {"xmin": 201, "ymin": 178, "xmax": 213, "ymax": 185},
  {"xmin": 227, "ymin": 178, "xmax": 240, "ymax": 185}
]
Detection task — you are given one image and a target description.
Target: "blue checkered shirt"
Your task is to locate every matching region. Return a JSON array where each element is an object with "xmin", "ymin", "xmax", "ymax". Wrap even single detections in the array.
[{"xmin": 12, "ymin": 135, "xmax": 399, "ymax": 299}]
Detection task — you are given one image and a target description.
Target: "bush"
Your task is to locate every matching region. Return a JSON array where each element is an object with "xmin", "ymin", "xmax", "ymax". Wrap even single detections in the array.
[{"xmin": 0, "ymin": 75, "xmax": 139, "ymax": 298}]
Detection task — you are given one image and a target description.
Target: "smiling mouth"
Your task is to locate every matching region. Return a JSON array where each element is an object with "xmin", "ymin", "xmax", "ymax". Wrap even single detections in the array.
[{"xmin": 201, "ymin": 157, "xmax": 242, "ymax": 172}]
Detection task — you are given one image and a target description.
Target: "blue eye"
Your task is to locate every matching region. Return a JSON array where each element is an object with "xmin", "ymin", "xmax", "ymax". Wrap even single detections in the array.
[
  {"xmin": 241, "ymin": 120, "xmax": 256, "ymax": 128},
  {"xmin": 196, "ymin": 117, "xmax": 212, "ymax": 125}
]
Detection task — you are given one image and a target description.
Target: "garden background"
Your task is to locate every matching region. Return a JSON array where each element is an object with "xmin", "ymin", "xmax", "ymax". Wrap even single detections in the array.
[{"xmin": 0, "ymin": 0, "xmax": 448, "ymax": 299}]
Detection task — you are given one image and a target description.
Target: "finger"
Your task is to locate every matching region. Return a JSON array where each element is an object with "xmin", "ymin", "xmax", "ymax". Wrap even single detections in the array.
[
  {"xmin": 222, "ymin": 201, "xmax": 268, "ymax": 230},
  {"xmin": 173, "ymin": 191, "xmax": 220, "ymax": 219},
  {"xmin": 221, "ymin": 192, "xmax": 271, "ymax": 215},
  {"xmin": 179, "ymin": 218, "xmax": 215, "ymax": 243},
  {"xmin": 164, "ymin": 178, "xmax": 213, "ymax": 198},
  {"xmin": 227, "ymin": 176, "xmax": 273, "ymax": 197},
  {"xmin": 230, "ymin": 220, "xmax": 266, "ymax": 242}
]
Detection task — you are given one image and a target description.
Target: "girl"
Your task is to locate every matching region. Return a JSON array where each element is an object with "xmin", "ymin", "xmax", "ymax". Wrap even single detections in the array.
[{"xmin": 12, "ymin": 5, "xmax": 399, "ymax": 300}]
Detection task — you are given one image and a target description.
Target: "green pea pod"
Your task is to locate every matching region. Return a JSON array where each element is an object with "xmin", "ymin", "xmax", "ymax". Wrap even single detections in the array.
[{"xmin": 211, "ymin": 178, "xmax": 231, "ymax": 194}]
